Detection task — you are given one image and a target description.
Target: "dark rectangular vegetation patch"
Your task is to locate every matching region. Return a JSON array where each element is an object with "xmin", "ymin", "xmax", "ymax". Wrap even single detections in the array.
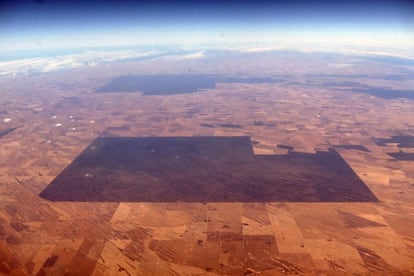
[
  {"xmin": 96, "ymin": 75, "xmax": 216, "ymax": 95},
  {"xmin": 96, "ymin": 74, "xmax": 284, "ymax": 95},
  {"xmin": 40, "ymin": 136, "xmax": 378, "ymax": 202}
]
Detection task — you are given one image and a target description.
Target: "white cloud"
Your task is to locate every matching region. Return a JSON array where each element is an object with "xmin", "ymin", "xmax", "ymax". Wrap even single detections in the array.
[
  {"xmin": 161, "ymin": 51, "xmax": 206, "ymax": 61},
  {"xmin": 1, "ymin": 42, "xmax": 413, "ymax": 79},
  {"xmin": 0, "ymin": 50, "xmax": 162, "ymax": 77}
]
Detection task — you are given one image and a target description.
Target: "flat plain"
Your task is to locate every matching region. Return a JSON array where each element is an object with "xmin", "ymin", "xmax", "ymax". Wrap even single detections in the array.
[{"xmin": 1, "ymin": 51, "xmax": 414, "ymax": 275}]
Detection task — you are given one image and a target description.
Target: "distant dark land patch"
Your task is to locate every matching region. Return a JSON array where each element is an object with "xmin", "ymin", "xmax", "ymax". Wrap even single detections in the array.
[
  {"xmin": 218, "ymin": 123, "xmax": 242, "ymax": 129},
  {"xmin": 341, "ymin": 87, "xmax": 414, "ymax": 100},
  {"xmin": 387, "ymin": 152, "xmax": 414, "ymax": 161},
  {"xmin": 276, "ymin": 144, "xmax": 294, "ymax": 151},
  {"xmin": 253, "ymin": 121, "xmax": 277, "ymax": 127},
  {"xmin": 40, "ymin": 136, "xmax": 378, "ymax": 202},
  {"xmin": 375, "ymin": 135, "xmax": 414, "ymax": 148},
  {"xmin": 199, "ymin": 123, "xmax": 243, "ymax": 129},
  {"xmin": 375, "ymin": 135, "xmax": 414, "ymax": 161},
  {"xmin": 334, "ymin": 145, "xmax": 370, "ymax": 152},
  {"xmin": 96, "ymin": 74, "xmax": 283, "ymax": 95},
  {"xmin": 303, "ymin": 77, "xmax": 414, "ymax": 100},
  {"xmin": 0, "ymin": 127, "xmax": 17, "ymax": 138}
]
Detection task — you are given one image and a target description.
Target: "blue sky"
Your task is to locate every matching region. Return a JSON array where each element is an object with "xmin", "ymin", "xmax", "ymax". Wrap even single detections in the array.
[{"xmin": 1, "ymin": 0, "xmax": 413, "ymax": 52}]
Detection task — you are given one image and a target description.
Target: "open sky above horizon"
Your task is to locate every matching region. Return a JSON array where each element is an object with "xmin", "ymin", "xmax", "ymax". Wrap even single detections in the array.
[{"xmin": 1, "ymin": 0, "xmax": 413, "ymax": 52}]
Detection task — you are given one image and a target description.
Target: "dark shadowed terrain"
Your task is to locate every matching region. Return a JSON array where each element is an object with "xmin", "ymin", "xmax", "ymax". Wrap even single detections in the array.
[{"xmin": 40, "ymin": 136, "xmax": 378, "ymax": 202}]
